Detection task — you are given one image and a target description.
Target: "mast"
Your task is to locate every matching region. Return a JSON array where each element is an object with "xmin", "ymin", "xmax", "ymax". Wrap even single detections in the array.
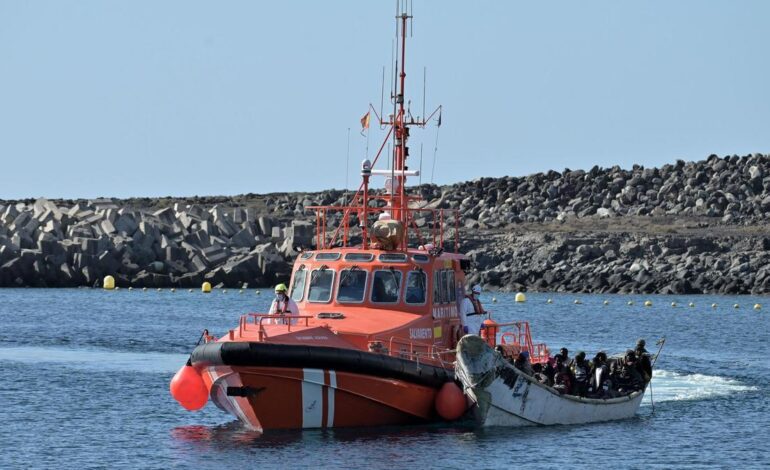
[
  {"xmin": 393, "ymin": 10, "xmax": 410, "ymax": 227},
  {"xmin": 310, "ymin": 4, "xmax": 448, "ymax": 252}
]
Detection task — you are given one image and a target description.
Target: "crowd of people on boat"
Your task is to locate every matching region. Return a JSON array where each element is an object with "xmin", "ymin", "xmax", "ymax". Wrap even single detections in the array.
[{"xmin": 508, "ymin": 341, "xmax": 653, "ymax": 399}]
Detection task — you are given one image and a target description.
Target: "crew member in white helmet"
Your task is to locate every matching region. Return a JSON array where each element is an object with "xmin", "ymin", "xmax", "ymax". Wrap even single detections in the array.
[
  {"xmin": 461, "ymin": 284, "xmax": 486, "ymax": 335},
  {"xmin": 268, "ymin": 283, "xmax": 300, "ymax": 325}
]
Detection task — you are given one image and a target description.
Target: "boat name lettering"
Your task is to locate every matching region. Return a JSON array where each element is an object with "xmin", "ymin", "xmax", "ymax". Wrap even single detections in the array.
[
  {"xmin": 432, "ymin": 305, "xmax": 458, "ymax": 319},
  {"xmin": 294, "ymin": 336, "xmax": 330, "ymax": 341},
  {"xmin": 409, "ymin": 328, "xmax": 432, "ymax": 339}
]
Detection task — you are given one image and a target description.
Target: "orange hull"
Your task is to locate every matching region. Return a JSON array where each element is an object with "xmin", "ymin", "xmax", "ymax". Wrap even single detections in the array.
[{"xmin": 203, "ymin": 366, "xmax": 438, "ymax": 431}]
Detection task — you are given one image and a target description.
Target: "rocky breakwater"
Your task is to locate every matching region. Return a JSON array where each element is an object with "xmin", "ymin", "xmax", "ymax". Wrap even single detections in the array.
[
  {"xmin": 463, "ymin": 229, "xmax": 770, "ymax": 295},
  {"xmin": 0, "ymin": 198, "xmax": 314, "ymax": 288},
  {"xmin": 447, "ymin": 152, "xmax": 770, "ymax": 294},
  {"xmin": 3, "ymin": 152, "xmax": 770, "ymax": 293},
  {"xmin": 436, "ymin": 153, "xmax": 770, "ymax": 226}
]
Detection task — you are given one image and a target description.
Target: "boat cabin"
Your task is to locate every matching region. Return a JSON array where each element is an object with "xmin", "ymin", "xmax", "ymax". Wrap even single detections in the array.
[{"xmin": 286, "ymin": 247, "xmax": 469, "ymax": 351}]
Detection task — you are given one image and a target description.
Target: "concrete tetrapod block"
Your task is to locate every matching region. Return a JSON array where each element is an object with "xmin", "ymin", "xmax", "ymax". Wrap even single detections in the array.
[
  {"xmin": 9, "ymin": 211, "xmax": 32, "ymax": 232},
  {"xmin": 258, "ymin": 216, "xmax": 272, "ymax": 237},
  {"xmin": 202, "ymin": 244, "xmax": 228, "ymax": 265},
  {"xmin": 153, "ymin": 207, "xmax": 176, "ymax": 225},
  {"xmin": 229, "ymin": 228, "xmax": 257, "ymax": 249},
  {"xmin": 114, "ymin": 214, "xmax": 139, "ymax": 235},
  {"xmin": 100, "ymin": 219, "xmax": 117, "ymax": 235},
  {"xmin": 233, "ymin": 208, "xmax": 245, "ymax": 224},
  {"xmin": 215, "ymin": 218, "xmax": 236, "ymax": 238},
  {"xmin": 177, "ymin": 212, "xmax": 195, "ymax": 230},
  {"xmin": 189, "ymin": 254, "xmax": 208, "ymax": 272}
]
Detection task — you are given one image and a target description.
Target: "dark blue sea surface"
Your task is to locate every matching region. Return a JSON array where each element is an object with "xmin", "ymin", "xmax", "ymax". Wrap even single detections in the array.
[{"xmin": 1, "ymin": 289, "xmax": 768, "ymax": 469}]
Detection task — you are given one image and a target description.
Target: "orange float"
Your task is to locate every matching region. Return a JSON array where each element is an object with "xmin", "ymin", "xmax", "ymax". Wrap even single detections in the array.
[
  {"xmin": 170, "ymin": 362, "xmax": 208, "ymax": 411},
  {"xmin": 435, "ymin": 382, "xmax": 467, "ymax": 421}
]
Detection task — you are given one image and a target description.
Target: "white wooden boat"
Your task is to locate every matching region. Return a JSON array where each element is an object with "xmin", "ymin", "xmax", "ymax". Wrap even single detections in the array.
[{"xmin": 455, "ymin": 335, "xmax": 646, "ymax": 427}]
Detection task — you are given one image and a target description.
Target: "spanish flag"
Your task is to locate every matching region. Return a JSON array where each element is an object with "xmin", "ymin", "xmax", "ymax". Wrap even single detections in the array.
[{"xmin": 360, "ymin": 111, "xmax": 370, "ymax": 135}]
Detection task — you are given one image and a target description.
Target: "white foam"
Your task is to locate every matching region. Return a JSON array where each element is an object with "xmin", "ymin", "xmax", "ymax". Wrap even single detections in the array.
[
  {"xmin": 0, "ymin": 346, "xmax": 187, "ymax": 373},
  {"xmin": 644, "ymin": 369, "xmax": 757, "ymax": 404}
]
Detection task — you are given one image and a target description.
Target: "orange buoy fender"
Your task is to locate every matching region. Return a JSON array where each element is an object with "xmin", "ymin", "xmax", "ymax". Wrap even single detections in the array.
[
  {"xmin": 435, "ymin": 382, "xmax": 467, "ymax": 421},
  {"xmin": 170, "ymin": 362, "xmax": 208, "ymax": 411}
]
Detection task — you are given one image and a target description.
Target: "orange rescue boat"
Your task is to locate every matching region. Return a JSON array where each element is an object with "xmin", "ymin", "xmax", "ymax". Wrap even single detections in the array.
[{"xmin": 170, "ymin": 7, "xmax": 547, "ymax": 432}]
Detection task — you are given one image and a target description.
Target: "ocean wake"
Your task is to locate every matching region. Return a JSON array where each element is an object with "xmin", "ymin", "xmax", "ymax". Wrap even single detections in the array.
[
  {"xmin": 0, "ymin": 346, "xmax": 186, "ymax": 373},
  {"xmin": 645, "ymin": 369, "xmax": 757, "ymax": 404}
]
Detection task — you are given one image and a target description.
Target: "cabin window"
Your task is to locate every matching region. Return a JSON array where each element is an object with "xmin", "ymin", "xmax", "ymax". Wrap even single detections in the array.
[
  {"xmin": 371, "ymin": 269, "xmax": 402, "ymax": 303},
  {"xmin": 300, "ymin": 252, "xmax": 314, "ymax": 260},
  {"xmin": 440, "ymin": 270, "xmax": 450, "ymax": 303},
  {"xmin": 379, "ymin": 253, "xmax": 408, "ymax": 263},
  {"xmin": 345, "ymin": 253, "xmax": 374, "ymax": 262},
  {"xmin": 290, "ymin": 268, "xmax": 307, "ymax": 302},
  {"xmin": 412, "ymin": 254, "xmax": 429, "ymax": 263},
  {"xmin": 405, "ymin": 271, "xmax": 427, "ymax": 304},
  {"xmin": 308, "ymin": 269, "xmax": 335, "ymax": 303},
  {"xmin": 447, "ymin": 270, "xmax": 456, "ymax": 302},
  {"xmin": 316, "ymin": 252, "xmax": 341, "ymax": 261},
  {"xmin": 434, "ymin": 270, "xmax": 444, "ymax": 304},
  {"xmin": 337, "ymin": 269, "xmax": 367, "ymax": 303}
]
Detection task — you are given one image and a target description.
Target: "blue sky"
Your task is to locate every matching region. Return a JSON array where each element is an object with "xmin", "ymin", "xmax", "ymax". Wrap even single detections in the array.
[{"xmin": 1, "ymin": 1, "xmax": 768, "ymax": 199}]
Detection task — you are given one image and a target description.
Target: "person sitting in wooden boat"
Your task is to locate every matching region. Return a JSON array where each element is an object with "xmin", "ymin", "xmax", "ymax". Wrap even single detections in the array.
[
  {"xmin": 513, "ymin": 350, "xmax": 534, "ymax": 376},
  {"xmin": 559, "ymin": 347, "xmax": 571, "ymax": 367},
  {"xmin": 588, "ymin": 351, "xmax": 611, "ymax": 398},
  {"xmin": 460, "ymin": 284, "xmax": 486, "ymax": 335},
  {"xmin": 538, "ymin": 357, "xmax": 556, "ymax": 386},
  {"xmin": 570, "ymin": 351, "xmax": 591, "ymax": 397},
  {"xmin": 552, "ymin": 354, "xmax": 572, "ymax": 394},
  {"xmin": 611, "ymin": 350, "xmax": 644, "ymax": 394},
  {"xmin": 635, "ymin": 339, "xmax": 653, "ymax": 383},
  {"xmin": 268, "ymin": 283, "xmax": 299, "ymax": 325}
]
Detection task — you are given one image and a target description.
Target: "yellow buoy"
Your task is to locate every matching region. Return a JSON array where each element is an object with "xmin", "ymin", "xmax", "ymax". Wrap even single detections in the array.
[
  {"xmin": 201, "ymin": 282, "xmax": 212, "ymax": 293},
  {"xmin": 628, "ymin": 301, "xmax": 634, "ymax": 306},
  {"xmin": 711, "ymin": 303, "xmax": 717, "ymax": 308},
  {"xmin": 603, "ymin": 300, "xmax": 609, "ymax": 306},
  {"xmin": 574, "ymin": 299, "xmax": 582, "ymax": 305},
  {"xmin": 515, "ymin": 292, "xmax": 526, "ymax": 303},
  {"xmin": 644, "ymin": 300, "xmax": 652, "ymax": 307},
  {"xmin": 170, "ymin": 288, "xmax": 176, "ymax": 293},
  {"xmin": 671, "ymin": 302, "xmax": 677, "ymax": 307},
  {"xmin": 733, "ymin": 304, "xmax": 739, "ymax": 309},
  {"xmin": 256, "ymin": 290, "xmax": 261, "ymax": 295},
  {"xmin": 546, "ymin": 298, "xmax": 553, "ymax": 304},
  {"xmin": 103, "ymin": 275, "xmax": 115, "ymax": 290},
  {"xmin": 754, "ymin": 303, "xmax": 761, "ymax": 310},
  {"xmin": 689, "ymin": 302, "xmax": 695, "ymax": 307},
  {"xmin": 492, "ymin": 297, "xmax": 498, "ymax": 303}
]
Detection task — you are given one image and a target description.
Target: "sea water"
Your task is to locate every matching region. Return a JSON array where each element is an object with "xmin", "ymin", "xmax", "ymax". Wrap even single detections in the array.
[{"xmin": 0, "ymin": 289, "xmax": 767, "ymax": 469}]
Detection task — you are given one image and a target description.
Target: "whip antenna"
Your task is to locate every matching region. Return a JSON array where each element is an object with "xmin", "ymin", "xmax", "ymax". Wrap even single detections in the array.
[
  {"xmin": 380, "ymin": 66, "xmax": 385, "ymax": 128},
  {"xmin": 344, "ymin": 127, "xmax": 351, "ymax": 206},
  {"xmin": 422, "ymin": 67, "xmax": 426, "ymax": 124}
]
